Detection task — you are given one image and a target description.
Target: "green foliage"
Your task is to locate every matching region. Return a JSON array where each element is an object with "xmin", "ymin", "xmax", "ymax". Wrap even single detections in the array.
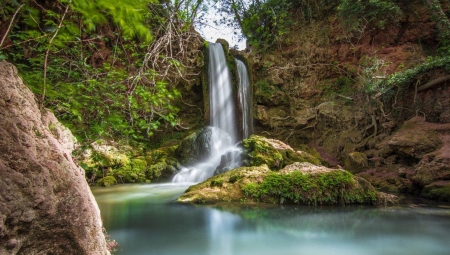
[
  {"xmin": 423, "ymin": 0, "xmax": 450, "ymax": 54},
  {"xmin": 337, "ymin": 0, "xmax": 402, "ymax": 31},
  {"xmin": 96, "ymin": 176, "xmax": 118, "ymax": 187},
  {"xmin": 241, "ymin": 0, "xmax": 292, "ymax": 49},
  {"xmin": 243, "ymin": 170, "xmax": 377, "ymax": 205},
  {"xmin": 383, "ymin": 56, "xmax": 450, "ymax": 90},
  {"xmin": 71, "ymin": 0, "xmax": 153, "ymax": 42},
  {"xmin": 359, "ymin": 56, "xmax": 390, "ymax": 94},
  {"xmin": 1, "ymin": 0, "xmax": 194, "ymax": 149}
]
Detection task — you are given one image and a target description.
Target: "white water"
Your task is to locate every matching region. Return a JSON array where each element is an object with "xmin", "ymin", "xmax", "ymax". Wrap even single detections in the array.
[
  {"xmin": 236, "ymin": 59, "xmax": 252, "ymax": 139},
  {"xmin": 209, "ymin": 43, "xmax": 238, "ymax": 143},
  {"xmin": 172, "ymin": 43, "xmax": 239, "ymax": 183}
]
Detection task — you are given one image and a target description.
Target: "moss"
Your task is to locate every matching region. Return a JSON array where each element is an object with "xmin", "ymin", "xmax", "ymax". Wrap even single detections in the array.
[
  {"xmin": 284, "ymin": 149, "xmax": 321, "ymax": 166},
  {"xmin": 178, "ymin": 163, "xmax": 382, "ymax": 205},
  {"xmin": 148, "ymin": 162, "xmax": 167, "ymax": 179},
  {"xmin": 131, "ymin": 158, "xmax": 147, "ymax": 172},
  {"xmin": 242, "ymin": 135, "xmax": 284, "ymax": 169},
  {"xmin": 344, "ymin": 152, "xmax": 368, "ymax": 173},
  {"xmin": 210, "ymin": 178, "xmax": 224, "ymax": 187},
  {"xmin": 242, "ymin": 135, "xmax": 321, "ymax": 170},
  {"xmin": 421, "ymin": 184, "xmax": 450, "ymax": 201},
  {"xmin": 96, "ymin": 176, "xmax": 117, "ymax": 187},
  {"xmin": 243, "ymin": 170, "xmax": 377, "ymax": 205}
]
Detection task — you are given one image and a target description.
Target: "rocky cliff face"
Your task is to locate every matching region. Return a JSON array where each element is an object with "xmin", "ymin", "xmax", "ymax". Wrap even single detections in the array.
[
  {"xmin": 0, "ymin": 61, "xmax": 109, "ymax": 254},
  {"xmin": 242, "ymin": 1, "xmax": 450, "ymax": 200}
]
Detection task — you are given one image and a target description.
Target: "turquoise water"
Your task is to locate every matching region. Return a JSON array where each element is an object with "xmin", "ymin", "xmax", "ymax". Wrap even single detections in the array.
[{"xmin": 92, "ymin": 184, "xmax": 450, "ymax": 255}]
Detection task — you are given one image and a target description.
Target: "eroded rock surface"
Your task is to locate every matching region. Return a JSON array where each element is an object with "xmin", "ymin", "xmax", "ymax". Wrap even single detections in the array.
[{"xmin": 0, "ymin": 61, "xmax": 109, "ymax": 254}]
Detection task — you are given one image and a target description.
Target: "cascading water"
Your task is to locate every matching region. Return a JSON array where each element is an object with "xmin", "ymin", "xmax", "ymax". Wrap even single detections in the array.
[
  {"xmin": 172, "ymin": 43, "xmax": 251, "ymax": 183},
  {"xmin": 209, "ymin": 43, "xmax": 238, "ymax": 143},
  {"xmin": 236, "ymin": 59, "xmax": 252, "ymax": 139}
]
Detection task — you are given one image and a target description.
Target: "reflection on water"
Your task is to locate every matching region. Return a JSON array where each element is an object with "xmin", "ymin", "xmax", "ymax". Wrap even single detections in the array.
[{"xmin": 92, "ymin": 184, "xmax": 450, "ymax": 255}]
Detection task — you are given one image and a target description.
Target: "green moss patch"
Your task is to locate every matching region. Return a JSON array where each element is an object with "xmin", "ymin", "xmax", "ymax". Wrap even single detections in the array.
[
  {"xmin": 421, "ymin": 183, "xmax": 450, "ymax": 201},
  {"xmin": 242, "ymin": 135, "xmax": 321, "ymax": 169},
  {"xmin": 178, "ymin": 162, "xmax": 383, "ymax": 205},
  {"xmin": 96, "ymin": 176, "xmax": 118, "ymax": 187},
  {"xmin": 243, "ymin": 169, "xmax": 376, "ymax": 205}
]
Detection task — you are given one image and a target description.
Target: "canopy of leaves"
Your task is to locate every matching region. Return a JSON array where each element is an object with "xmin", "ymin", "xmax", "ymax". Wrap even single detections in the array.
[
  {"xmin": 337, "ymin": 0, "xmax": 402, "ymax": 31},
  {"xmin": 0, "ymin": 0, "xmax": 203, "ymax": 147}
]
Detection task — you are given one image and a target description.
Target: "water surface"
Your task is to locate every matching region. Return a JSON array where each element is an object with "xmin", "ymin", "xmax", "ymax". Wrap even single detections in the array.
[{"xmin": 92, "ymin": 184, "xmax": 450, "ymax": 255}]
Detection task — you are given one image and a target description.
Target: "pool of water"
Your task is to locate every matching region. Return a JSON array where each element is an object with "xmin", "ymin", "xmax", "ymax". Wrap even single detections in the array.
[{"xmin": 92, "ymin": 184, "xmax": 450, "ymax": 255}]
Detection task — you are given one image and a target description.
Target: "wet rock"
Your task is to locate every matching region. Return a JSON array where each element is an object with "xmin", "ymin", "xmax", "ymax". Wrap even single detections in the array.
[
  {"xmin": 178, "ymin": 162, "xmax": 392, "ymax": 205},
  {"xmin": 0, "ymin": 61, "xmax": 109, "ymax": 254},
  {"xmin": 175, "ymin": 126, "xmax": 231, "ymax": 166}
]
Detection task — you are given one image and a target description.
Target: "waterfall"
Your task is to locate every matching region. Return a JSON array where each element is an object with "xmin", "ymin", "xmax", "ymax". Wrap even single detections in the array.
[
  {"xmin": 236, "ymin": 59, "xmax": 252, "ymax": 139},
  {"xmin": 209, "ymin": 43, "xmax": 238, "ymax": 143},
  {"xmin": 172, "ymin": 43, "xmax": 251, "ymax": 183}
]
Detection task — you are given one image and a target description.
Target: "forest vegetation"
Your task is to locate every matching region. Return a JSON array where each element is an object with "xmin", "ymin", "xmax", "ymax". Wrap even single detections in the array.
[{"xmin": 2, "ymin": 0, "xmax": 450, "ymax": 196}]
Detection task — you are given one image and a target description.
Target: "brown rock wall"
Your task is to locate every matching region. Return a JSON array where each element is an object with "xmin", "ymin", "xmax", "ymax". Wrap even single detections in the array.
[{"xmin": 0, "ymin": 61, "xmax": 109, "ymax": 254}]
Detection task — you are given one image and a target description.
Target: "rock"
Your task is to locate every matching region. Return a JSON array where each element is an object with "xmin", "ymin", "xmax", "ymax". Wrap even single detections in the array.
[
  {"xmin": 413, "ymin": 140, "xmax": 450, "ymax": 186},
  {"xmin": 440, "ymin": 110, "xmax": 450, "ymax": 124},
  {"xmin": 241, "ymin": 135, "xmax": 321, "ymax": 170},
  {"xmin": 344, "ymin": 152, "xmax": 368, "ymax": 174},
  {"xmin": 178, "ymin": 162, "xmax": 391, "ymax": 205},
  {"xmin": 175, "ymin": 126, "xmax": 231, "ymax": 166},
  {"xmin": 0, "ymin": 61, "xmax": 109, "ymax": 254},
  {"xmin": 420, "ymin": 181, "xmax": 450, "ymax": 201},
  {"xmin": 214, "ymin": 147, "xmax": 244, "ymax": 175},
  {"xmin": 387, "ymin": 117, "xmax": 442, "ymax": 161}
]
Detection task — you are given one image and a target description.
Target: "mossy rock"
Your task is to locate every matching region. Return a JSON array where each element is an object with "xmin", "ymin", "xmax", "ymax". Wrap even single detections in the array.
[
  {"xmin": 131, "ymin": 158, "xmax": 147, "ymax": 172},
  {"xmin": 96, "ymin": 176, "xmax": 117, "ymax": 187},
  {"xmin": 421, "ymin": 183, "xmax": 450, "ymax": 201},
  {"xmin": 178, "ymin": 165, "xmax": 271, "ymax": 204},
  {"xmin": 241, "ymin": 135, "xmax": 321, "ymax": 170},
  {"xmin": 144, "ymin": 145, "xmax": 177, "ymax": 165},
  {"xmin": 344, "ymin": 152, "xmax": 368, "ymax": 174},
  {"xmin": 178, "ymin": 162, "xmax": 392, "ymax": 205}
]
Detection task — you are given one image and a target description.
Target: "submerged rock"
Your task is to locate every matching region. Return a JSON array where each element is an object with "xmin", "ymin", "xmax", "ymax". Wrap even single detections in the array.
[
  {"xmin": 177, "ymin": 162, "xmax": 394, "ymax": 205},
  {"xmin": 0, "ymin": 61, "xmax": 109, "ymax": 254}
]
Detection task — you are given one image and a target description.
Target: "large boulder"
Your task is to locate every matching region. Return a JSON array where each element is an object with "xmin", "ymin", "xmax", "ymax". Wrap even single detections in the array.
[
  {"xmin": 241, "ymin": 135, "xmax": 321, "ymax": 169},
  {"xmin": 0, "ymin": 61, "xmax": 109, "ymax": 254},
  {"xmin": 387, "ymin": 118, "xmax": 442, "ymax": 161},
  {"xmin": 175, "ymin": 126, "xmax": 231, "ymax": 166},
  {"xmin": 177, "ymin": 162, "xmax": 396, "ymax": 205}
]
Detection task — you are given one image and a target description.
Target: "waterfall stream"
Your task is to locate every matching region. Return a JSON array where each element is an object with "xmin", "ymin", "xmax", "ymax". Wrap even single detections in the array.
[
  {"xmin": 236, "ymin": 59, "xmax": 252, "ymax": 139},
  {"xmin": 172, "ymin": 43, "xmax": 251, "ymax": 183}
]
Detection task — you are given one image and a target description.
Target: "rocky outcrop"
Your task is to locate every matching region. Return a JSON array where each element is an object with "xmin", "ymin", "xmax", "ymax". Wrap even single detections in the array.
[
  {"xmin": 0, "ymin": 61, "xmax": 109, "ymax": 254},
  {"xmin": 178, "ymin": 162, "xmax": 396, "ymax": 205},
  {"xmin": 241, "ymin": 135, "xmax": 322, "ymax": 169},
  {"xmin": 356, "ymin": 117, "xmax": 450, "ymax": 200}
]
